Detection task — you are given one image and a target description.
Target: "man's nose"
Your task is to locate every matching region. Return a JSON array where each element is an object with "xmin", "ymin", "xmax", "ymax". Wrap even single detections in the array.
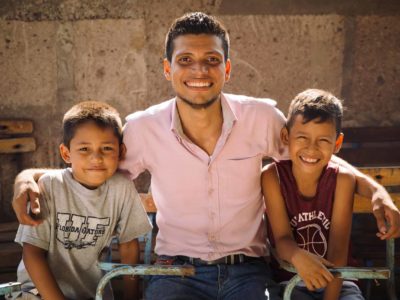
[{"xmin": 191, "ymin": 62, "xmax": 209, "ymax": 74}]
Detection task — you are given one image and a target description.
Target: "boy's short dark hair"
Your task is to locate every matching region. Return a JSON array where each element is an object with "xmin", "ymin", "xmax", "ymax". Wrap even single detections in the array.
[
  {"xmin": 286, "ymin": 89, "xmax": 343, "ymax": 136},
  {"xmin": 165, "ymin": 12, "xmax": 230, "ymax": 62},
  {"xmin": 62, "ymin": 101, "xmax": 123, "ymax": 148}
]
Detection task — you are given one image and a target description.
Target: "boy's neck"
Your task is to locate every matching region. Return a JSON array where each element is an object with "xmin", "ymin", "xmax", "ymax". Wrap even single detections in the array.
[{"xmin": 291, "ymin": 165, "xmax": 325, "ymax": 198}]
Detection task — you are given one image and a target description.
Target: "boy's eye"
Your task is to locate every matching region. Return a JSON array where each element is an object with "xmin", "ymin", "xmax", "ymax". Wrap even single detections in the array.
[
  {"xmin": 78, "ymin": 147, "xmax": 88, "ymax": 152},
  {"xmin": 103, "ymin": 146, "xmax": 115, "ymax": 151},
  {"xmin": 319, "ymin": 138, "xmax": 332, "ymax": 144}
]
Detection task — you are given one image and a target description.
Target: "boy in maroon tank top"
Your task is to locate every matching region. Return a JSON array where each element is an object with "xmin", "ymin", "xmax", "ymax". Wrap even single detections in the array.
[{"xmin": 262, "ymin": 89, "xmax": 364, "ymax": 299}]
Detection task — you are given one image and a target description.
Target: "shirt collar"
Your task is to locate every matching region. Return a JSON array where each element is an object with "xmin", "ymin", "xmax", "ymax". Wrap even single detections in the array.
[{"xmin": 170, "ymin": 93, "xmax": 238, "ymax": 138}]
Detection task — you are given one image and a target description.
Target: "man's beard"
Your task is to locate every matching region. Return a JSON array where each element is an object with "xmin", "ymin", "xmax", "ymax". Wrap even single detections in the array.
[{"xmin": 178, "ymin": 94, "xmax": 220, "ymax": 110}]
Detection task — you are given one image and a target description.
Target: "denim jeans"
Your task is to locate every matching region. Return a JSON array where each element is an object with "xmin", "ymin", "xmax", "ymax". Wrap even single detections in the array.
[
  {"xmin": 283, "ymin": 281, "xmax": 364, "ymax": 300},
  {"xmin": 145, "ymin": 256, "xmax": 281, "ymax": 300}
]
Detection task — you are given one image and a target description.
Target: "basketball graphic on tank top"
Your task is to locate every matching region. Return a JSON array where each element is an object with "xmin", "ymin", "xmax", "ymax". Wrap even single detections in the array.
[{"xmin": 296, "ymin": 223, "xmax": 328, "ymax": 257}]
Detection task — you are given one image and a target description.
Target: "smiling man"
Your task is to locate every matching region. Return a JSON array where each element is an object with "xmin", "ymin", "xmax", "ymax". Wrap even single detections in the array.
[
  {"xmin": 118, "ymin": 12, "xmax": 399, "ymax": 300},
  {"xmin": 12, "ymin": 12, "xmax": 400, "ymax": 300}
]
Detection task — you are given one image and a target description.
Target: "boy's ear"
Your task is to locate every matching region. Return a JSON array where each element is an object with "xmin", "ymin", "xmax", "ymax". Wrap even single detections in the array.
[
  {"xmin": 280, "ymin": 127, "xmax": 289, "ymax": 145},
  {"xmin": 334, "ymin": 133, "xmax": 344, "ymax": 153},
  {"xmin": 59, "ymin": 144, "xmax": 71, "ymax": 164},
  {"xmin": 119, "ymin": 143, "xmax": 127, "ymax": 159},
  {"xmin": 163, "ymin": 58, "xmax": 171, "ymax": 81}
]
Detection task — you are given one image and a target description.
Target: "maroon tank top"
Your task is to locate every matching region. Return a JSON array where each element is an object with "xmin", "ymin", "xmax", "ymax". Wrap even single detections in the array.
[{"xmin": 267, "ymin": 160, "xmax": 353, "ymax": 282}]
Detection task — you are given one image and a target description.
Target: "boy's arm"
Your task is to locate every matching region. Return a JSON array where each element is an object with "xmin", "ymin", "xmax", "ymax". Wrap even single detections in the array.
[
  {"xmin": 323, "ymin": 168, "xmax": 356, "ymax": 300},
  {"xmin": 119, "ymin": 239, "xmax": 140, "ymax": 300},
  {"xmin": 13, "ymin": 169, "xmax": 53, "ymax": 226},
  {"xmin": 262, "ymin": 165, "xmax": 334, "ymax": 291},
  {"xmin": 23, "ymin": 243, "xmax": 65, "ymax": 300},
  {"xmin": 331, "ymin": 155, "xmax": 400, "ymax": 239}
]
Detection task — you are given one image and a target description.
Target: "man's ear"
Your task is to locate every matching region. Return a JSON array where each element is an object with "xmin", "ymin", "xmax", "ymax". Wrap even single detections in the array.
[
  {"xmin": 334, "ymin": 133, "xmax": 344, "ymax": 153},
  {"xmin": 119, "ymin": 143, "xmax": 127, "ymax": 159},
  {"xmin": 225, "ymin": 59, "xmax": 232, "ymax": 82},
  {"xmin": 163, "ymin": 58, "xmax": 171, "ymax": 81},
  {"xmin": 281, "ymin": 127, "xmax": 290, "ymax": 145},
  {"xmin": 59, "ymin": 144, "xmax": 71, "ymax": 164}
]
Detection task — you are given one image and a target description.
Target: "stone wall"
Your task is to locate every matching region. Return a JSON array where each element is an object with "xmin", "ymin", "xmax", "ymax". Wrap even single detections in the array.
[{"xmin": 0, "ymin": 0, "xmax": 399, "ymax": 220}]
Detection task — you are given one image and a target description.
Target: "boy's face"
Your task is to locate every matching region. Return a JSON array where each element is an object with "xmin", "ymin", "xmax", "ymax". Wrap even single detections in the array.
[
  {"xmin": 163, "ymin": 34, "xmax": 231, "ymax": 109},
  {"xmin": 282, "ymin": 115, "xmax": 343, "ymax": 175},
  {"xmin": 59, "ymin": 121, "xmax": 121, "ymax": 189}
]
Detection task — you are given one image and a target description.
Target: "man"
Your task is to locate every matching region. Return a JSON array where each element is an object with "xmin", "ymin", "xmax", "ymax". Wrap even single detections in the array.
[{"xmin": 13, "ymin": 12, "xmax": 400, "ymax": 300}]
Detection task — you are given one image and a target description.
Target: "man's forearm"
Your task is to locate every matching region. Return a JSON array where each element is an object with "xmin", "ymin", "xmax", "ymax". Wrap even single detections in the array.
[
  {"xmin": 15, "ymin": 168, "xmax": 51, "ymax": 184},
  {"xmin": 331, "ymin": 155, "xmax": 383, "ymax": 199}
]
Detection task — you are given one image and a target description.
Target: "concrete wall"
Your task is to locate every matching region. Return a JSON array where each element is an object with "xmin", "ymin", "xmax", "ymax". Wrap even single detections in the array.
[{"xmin": 1, "ymin": 0, "xmax": 399, "ymax": 220}]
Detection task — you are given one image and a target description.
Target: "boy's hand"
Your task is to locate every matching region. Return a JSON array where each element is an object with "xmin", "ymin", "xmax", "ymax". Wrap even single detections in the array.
[
  {"xmin": 13, "ymin": 173, "xmax": 42, "ymax": 226},
  {"xmin": 291, "ymin": 249, "xmax": 334, "ymax": 291}
]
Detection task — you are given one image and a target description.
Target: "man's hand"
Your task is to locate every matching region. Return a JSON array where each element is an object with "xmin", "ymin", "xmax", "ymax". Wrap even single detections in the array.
[
  {"xmin": 372, "ymin": 187, "xmax": 400, "ymax": 239},
  {"xmin": 291, "ymin": 249, "xmax": 334, "ymax": 291},
  {"xmin": 12, "ymin": 170, "xmax": 43, "ymax": 226}
]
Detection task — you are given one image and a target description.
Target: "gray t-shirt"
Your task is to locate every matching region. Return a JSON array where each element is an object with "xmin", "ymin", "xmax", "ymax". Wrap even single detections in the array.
[{"xmin": 15, "ymin": 168, "xmax": 152, "ymax": 300}]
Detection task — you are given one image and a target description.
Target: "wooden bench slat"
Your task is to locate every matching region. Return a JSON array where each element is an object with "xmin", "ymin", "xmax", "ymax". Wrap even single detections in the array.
[
  {"xmin": 359, "ymin": 167, "xmax": 400, "ymax": 186},
  {"xmin": 140, "ymin": 193, "xmax": 157, "ymax": 213},
  {"xmin": 0, "ymin": 222, "xmax": 19, "ymax": 233},
  {"xmin": 0, "ymin": 137, "xmax": 36, "ymax": 153},
  {"xmin": 0, "ymin": 120, "xmax": 33, "ymax": 136},
  {"xmin": 354, "ymin": 193, "xmax": 400, "ymax": 213},
  {"xmin": 338, "ymin": 148, "xmax": 400, "ymax": 167},
  {"xmin": 342, "ymin": 127, "xmax": 400, "ymax": 143}
]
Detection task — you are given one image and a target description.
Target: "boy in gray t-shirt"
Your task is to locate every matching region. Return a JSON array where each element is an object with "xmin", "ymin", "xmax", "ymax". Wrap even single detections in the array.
[{"xmin": 15, "ymin": 101, "xmax": 152, "ymax": 300}]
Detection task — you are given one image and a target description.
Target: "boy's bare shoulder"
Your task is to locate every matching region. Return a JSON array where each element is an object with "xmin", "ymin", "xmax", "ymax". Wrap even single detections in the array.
[
  {"xmin": 261, "ymin": 163, "xmax": 279, "ymax": 185},
  {"xmin": 262, "ymin": 162, "xmax": 277, "ymax": 175}
]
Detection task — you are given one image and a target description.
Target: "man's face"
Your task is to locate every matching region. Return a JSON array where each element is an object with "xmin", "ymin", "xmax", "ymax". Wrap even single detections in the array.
[{"xmin": 163, "ymin": 34, "xmax": 231, "ymax": 109}]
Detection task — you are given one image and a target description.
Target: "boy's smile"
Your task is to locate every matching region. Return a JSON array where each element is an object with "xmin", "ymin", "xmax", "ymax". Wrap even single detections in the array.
[
  {"xmin": 163, "ymin": 34, "xmax": 231, "ymax": 109},
  {"xmin": 59, "ymin": 121, "xmax": 121, "ymax": 189},
  {"xmin": 282, "ymin": 115, "xmax": 343, "ymax": 176}
]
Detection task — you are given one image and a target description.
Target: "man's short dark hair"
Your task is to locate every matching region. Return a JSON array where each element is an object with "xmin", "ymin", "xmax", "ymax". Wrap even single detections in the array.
[
  {"xmin": 62, "ymin": 101, "xmax": 123, "ymax": 148},
  {"xmin": 286, "ymin": 89, "xmax": 343, "ymax": 136},
  {"xmin": 165, "ymin": 12, "xmax": 230, "ymax": 62}
]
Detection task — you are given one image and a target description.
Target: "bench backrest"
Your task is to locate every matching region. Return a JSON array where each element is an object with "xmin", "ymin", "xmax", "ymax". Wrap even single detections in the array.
[{"xmin": 338, "ymin": 127, "xmax": 400, "ymax": 167}]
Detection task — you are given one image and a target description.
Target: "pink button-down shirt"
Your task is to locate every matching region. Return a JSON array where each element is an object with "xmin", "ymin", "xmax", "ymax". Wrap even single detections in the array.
[{"xmin": 119, "ymin": 93, "xmax": 288, "ymax": 260}]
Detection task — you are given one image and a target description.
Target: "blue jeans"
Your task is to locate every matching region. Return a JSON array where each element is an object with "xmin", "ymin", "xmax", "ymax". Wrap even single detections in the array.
[
  {"xmin": 284, "ymin": 281, "xmax": 364, "ymax": 300},
  {"xmin": 145, "ymin": 256, "xmax": 281, "ymax": 300}
]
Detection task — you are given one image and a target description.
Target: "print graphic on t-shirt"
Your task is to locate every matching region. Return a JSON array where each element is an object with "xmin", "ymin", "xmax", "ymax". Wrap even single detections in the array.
[
  {"xmin": 296, "ymin": 224, "xmax": 328, "ymax": 257},
  {"xmin": 56, "ymin": 213, "xmax": 110, "ymax": 249}
]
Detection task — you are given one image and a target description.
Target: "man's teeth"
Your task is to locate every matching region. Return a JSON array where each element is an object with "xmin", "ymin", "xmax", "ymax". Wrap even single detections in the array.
[
  {"xmin": 301, "ymin": 156, "xmax": 318, "ymax": 163},
  {"xmin": 186, "ymin": 81, "xmax": 211, "ymax": 87}
]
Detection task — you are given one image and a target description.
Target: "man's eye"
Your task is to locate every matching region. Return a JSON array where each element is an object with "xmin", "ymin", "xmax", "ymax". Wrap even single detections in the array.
[
  {"xmin": 207, "ymin": 57, "xmax": 221, "ymax": 64},
  {"xmin": 178, "ymin": 57, "xmax": 192, "ymax": 64}
]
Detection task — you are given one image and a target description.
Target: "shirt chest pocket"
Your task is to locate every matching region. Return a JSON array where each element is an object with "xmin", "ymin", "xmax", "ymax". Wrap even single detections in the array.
[{"xmin": 218, "ymin": 154, "xmax": 262, "ymax": 203}]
